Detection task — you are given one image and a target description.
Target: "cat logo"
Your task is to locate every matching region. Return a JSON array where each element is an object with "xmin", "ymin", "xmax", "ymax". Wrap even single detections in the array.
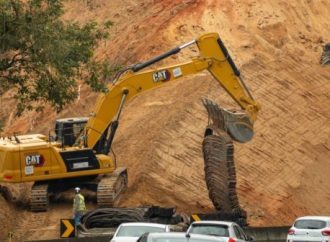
[
  {"xmin": 25, "ymin": 154, "xmax": 45, "ymax": 167},
  {"xmin": 152, "ymin": 70, "xmax": 171, "ymax": 83}
]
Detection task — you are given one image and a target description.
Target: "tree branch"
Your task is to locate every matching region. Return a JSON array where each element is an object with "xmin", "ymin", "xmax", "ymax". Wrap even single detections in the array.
[{"xmin": 10, "ymin": 0, "xmax": 20, "ymax": 20}]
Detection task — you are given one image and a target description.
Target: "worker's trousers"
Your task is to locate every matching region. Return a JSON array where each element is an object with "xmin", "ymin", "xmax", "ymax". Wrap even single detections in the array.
[{"xmin": 74, "ymin": 211, "xmax": 84, "ymax": 226}]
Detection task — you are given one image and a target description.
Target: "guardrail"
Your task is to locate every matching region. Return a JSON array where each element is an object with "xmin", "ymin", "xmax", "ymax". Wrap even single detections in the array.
[
  {"xmin": 246, "ymin": 226, "xmax": 290, "ymax": 242},
  {"xmin": 27, "ymin": 237, "xmax": 110, "ymax": 242}
]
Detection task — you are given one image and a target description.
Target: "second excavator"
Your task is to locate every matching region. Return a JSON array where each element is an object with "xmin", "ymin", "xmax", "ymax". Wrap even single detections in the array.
[{"xmin": 0, "ymin": 32, "xmax": 260, "ymax": 211}]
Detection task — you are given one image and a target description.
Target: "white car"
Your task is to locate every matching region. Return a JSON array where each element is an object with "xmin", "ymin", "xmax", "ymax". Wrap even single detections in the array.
[
  {"xmin": 137, "ymin": 232, "xmax": 233, "ymax": 242},
  {"xmin": 287, "ymin": 216, "xmax": 330, "ymax": 242},
  {"xmin": 186, "ymin": 221, "xmax": 253, "ymax": 242},
  {"xmin": 111, "ymin": 222, "xmax": 170, "ymax": 242}
]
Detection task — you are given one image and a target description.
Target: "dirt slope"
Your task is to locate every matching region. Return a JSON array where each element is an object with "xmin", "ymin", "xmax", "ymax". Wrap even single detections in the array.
[{"xmin": 1, "ymin": 0, "xmax": 330, "ymax": 240}]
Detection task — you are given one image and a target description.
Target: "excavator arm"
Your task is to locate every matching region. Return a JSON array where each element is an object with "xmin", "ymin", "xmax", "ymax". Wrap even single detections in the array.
[{"xmin": 84, "ymin": 33, "xmax": 260, "ymax": 152}]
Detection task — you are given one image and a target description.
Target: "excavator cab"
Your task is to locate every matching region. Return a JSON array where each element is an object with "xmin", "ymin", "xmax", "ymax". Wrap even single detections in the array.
[{"xmin": 54, "ymin": 117, "xmax": 88, "ymax": 146}]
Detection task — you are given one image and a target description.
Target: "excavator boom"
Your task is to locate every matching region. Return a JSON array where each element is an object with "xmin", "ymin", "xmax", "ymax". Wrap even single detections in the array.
[{"xmin": 85, "ymin": 33, "xmax": 260, "ymax": 149}]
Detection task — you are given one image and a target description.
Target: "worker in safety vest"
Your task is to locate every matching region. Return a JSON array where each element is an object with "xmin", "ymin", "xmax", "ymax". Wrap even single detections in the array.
[{"xmin": 73, "ymin": 187, "xmax": 86, "ymax": 227}]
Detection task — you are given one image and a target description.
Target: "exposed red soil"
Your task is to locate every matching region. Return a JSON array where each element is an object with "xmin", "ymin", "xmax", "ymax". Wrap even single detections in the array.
[{"xmin": 0, "ymin": 0, "xmax": 329, "ymax": 241}]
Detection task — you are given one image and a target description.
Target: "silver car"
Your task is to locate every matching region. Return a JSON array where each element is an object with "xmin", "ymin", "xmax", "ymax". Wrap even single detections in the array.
[
  {"xmin": 187, "ymin": 221, "xmax": 253, "ymax": 242},
  {"xmin": 111, "ymin": 222, "xmax": 170, "ymax": 242},
  {"xmin": 137, "ymin": 232, "xmax": 234, "ymax": 242}
]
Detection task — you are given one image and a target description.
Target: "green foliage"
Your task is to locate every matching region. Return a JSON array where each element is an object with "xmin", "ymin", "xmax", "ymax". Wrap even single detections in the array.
[{"xmin": 0, "ymin": 0, "xmax": 115, "ymax": 115}]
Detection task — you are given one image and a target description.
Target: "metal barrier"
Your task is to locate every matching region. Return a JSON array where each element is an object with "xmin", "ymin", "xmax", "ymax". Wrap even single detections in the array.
[
  {"xmin": 246, "ymin": 226, "xmax": 290, "ymax": 242},
  {"xmin": 27, "ymin": 237, "xmax": 110, "ymax": 242}
]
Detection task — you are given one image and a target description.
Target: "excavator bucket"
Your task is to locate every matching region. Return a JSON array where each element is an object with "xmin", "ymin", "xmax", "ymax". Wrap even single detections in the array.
[
  {"xmin": 225, "ymin": 112, "xmax": 254, "ymax": 143},
  {"xmin": 202, "ymin": 98, "xmax": 254, "ymax": 143}
]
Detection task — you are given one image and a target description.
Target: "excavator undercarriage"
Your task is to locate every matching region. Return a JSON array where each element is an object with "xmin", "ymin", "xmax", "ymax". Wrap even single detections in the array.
[
  {"xmin": 97, "ymin": 167, "xmax": 128, "ymax": 207},
  {"xmin": 30, "ymin": 168, "xmax": 127, "ymax": 212}
]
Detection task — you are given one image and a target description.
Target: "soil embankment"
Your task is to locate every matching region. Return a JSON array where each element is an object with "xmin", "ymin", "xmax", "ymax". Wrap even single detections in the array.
[{"xmin": 0, "ymin": 1, "xmax": 329, "ymax": 241}]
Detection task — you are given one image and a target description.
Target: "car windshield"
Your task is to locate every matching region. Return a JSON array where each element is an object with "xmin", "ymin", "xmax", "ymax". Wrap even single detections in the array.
[
  {"xmin": 189, "ymin": 224, "xmax": 229, "ymax": 237},
  {"xmin": 117, "ymin": 225, "xmax": 165, "ymax": 237},
  {"xmin": 294, "ymin": 220, "xmax": 326, "ymax": 229}
]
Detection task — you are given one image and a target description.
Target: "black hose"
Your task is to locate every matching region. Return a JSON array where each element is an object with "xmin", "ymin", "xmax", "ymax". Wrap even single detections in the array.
[
  {"xmin": 81, "ymin": 206, "xmax": 180, "ymax": 229},
  {"xmin": 131, "ymin": 47, "xmax": 181, "ymax": 72}
]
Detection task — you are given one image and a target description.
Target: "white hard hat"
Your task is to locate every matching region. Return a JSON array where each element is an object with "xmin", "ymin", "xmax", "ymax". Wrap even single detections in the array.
[{"xmin": 75, "ymin": 187, "xmax": 80, "ymax": 192}]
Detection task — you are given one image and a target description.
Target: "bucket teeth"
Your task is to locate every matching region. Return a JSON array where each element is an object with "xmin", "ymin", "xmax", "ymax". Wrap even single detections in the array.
[{"xmin": 202, "ymin": 98, "xmax": 227, "ymax": 130}]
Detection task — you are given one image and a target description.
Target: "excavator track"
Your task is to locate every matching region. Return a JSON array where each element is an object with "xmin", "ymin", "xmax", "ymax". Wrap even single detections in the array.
[
  {"xmin": 31, "ymin": 183, "xmax": 49, "ymax": 212},
  {"xmin": 97, "ymin": 167, "xmax": 128, "ymax": 207},
  {"xmin": 202, "ymin": 98, "xmax": 247, "ymax": 222},
  {"xmin": 203, "ymin": 129, "xmax": 236, "ymax": 212}
]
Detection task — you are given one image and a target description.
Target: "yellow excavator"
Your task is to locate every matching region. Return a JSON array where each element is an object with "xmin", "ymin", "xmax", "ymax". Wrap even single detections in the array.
[{"xmin": 0, "ymin": 33, "xmax": 260, "ymax": 211}]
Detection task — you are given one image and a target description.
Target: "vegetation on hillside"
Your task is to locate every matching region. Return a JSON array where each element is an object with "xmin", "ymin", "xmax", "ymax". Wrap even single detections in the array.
[{"xmin": 0, "ymin": 0, "xmax": 115, "ymax": 115}]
